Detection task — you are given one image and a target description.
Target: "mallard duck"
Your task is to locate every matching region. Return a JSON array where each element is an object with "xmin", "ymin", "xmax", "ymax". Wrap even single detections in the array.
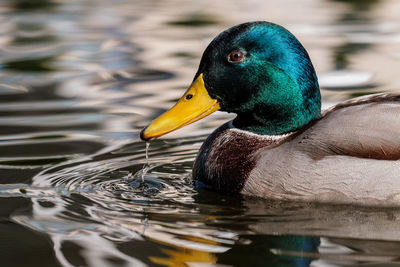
[{"xmin": 140, "ymin": 21, "xmax": 400, "ymax": 206}]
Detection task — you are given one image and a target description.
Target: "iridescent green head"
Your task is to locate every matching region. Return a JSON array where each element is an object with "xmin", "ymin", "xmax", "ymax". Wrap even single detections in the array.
[
  {"xmin": 141, "ymin": 21, "xmax": 321, "ymax": 141},
  {"xmin": 196, "ymin": 21, "xmax": 321, "ymax": 135}
]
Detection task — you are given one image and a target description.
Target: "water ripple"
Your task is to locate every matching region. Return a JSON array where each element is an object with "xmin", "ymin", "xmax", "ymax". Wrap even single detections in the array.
[{"xmin": 1, "ymin": 0, "xmax": 400, "ymax": 266}]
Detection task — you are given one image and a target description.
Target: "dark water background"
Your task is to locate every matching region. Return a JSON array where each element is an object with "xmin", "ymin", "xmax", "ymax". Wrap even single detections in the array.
[{"xmin": 1, "ymin": 0, "xmax": 400, "ymax": 266}]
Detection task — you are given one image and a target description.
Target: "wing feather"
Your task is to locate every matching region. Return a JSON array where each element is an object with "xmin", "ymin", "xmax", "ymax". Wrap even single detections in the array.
[{"xmin": 300, "ymin": 93, "xmax": 400, "ymax": 160}]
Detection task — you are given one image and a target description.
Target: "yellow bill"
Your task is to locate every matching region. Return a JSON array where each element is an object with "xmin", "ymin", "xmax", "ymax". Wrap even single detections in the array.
[{"xmin": 140, "ymin": 73, "xmax": 221, "ymax": 141}]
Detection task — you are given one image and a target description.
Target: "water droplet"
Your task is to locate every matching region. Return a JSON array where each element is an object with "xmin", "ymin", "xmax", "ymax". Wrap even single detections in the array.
[
  {"xmin": 145, "ymin": 142, "xmax": 150, "ymax": 163},
  {"xmin": 141, "ymin": 142, "xmax": 150, "ymax": 183}
]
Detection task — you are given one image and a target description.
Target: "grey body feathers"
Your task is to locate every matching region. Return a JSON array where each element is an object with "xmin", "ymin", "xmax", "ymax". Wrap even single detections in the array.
[{"xmin": 194, "ymin": 93, "xmax": 400, "ymax": 206}]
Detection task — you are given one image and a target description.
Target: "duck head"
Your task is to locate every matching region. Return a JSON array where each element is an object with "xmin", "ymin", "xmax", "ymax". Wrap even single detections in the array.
[{"xmin": 141, "ymin": 21, "xmax": 321, "ymax": 140}]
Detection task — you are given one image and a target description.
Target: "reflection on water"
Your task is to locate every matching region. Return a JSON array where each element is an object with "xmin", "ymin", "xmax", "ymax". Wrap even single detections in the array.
[{"xmin": 1, "ymin": 0, "xmax": 400, "ymax": 266}]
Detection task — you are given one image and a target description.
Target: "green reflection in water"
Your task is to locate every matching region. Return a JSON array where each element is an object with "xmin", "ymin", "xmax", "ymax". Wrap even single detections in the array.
[
  {"xmin": 171, "ymin": 52, "xmax": 197, "ymax": 58},
  {"xmin": 8, "ymin": 0, "xmax": 59, "ymax": 10},
  {"xmin": 12, "ymin": 35, "xmax": 58, "ymax": 45},
  {"xmin": 12, "ymin": 21, "xmax": 58, "ymax": 46},
  {"xmin": 218, "ymin": 235, "xmax": 320, "ymax": 267},
  {"xmin": 168, "ymin": 14, "xmax": 219, "ymax": 27},
  {"xmin": 148, "ymin": 234, "xmax": 319, "ymax": 267},
  {"xmin": 330, "ymin": 0, "xmax": 381, "ymax": 11},
  {"xmin": 3, "ymin": 56, "xmax": 58, "ymax": 72},
  {"xmin": 328, "ymin": 0, "xmax": 383, "ymax": 70},
  {"xmin": 334, "ymin": 43, "xmax": 370, "ymax": 69}
]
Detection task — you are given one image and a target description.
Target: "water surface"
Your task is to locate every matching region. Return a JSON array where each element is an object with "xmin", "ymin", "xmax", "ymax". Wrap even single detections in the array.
[{"xmin": 1, "ymin": 0, "xmax": 400, "ymax": 266}]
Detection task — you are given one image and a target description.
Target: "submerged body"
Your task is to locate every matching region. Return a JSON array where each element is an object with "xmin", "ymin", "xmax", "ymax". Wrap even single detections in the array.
[{"xmin": 141, "ymin": 21, "xmax": 400, "ymax": 206}]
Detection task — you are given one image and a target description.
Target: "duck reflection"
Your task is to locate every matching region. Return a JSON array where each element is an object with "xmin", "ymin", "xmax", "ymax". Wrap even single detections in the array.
[
  {"xmin": 193, "ymin": 190, "xmax": 400, "ymax": 266},
  {"xmin": 9, "ymin": 164, "xmax": 400, "ymax": 267},
  {"xmin": 192, "ymin": 190, "xmax": 319, "ymax": 266}
]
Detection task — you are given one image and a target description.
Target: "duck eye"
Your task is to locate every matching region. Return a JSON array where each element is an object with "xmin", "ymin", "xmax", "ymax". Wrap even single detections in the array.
[
  {"xmin": 227, "ymin": 50, "xmax": 245, "ymax": 63},
  {"xmin": 185, "ymin": 94, "xmax": 193, "ymax": 100}
]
